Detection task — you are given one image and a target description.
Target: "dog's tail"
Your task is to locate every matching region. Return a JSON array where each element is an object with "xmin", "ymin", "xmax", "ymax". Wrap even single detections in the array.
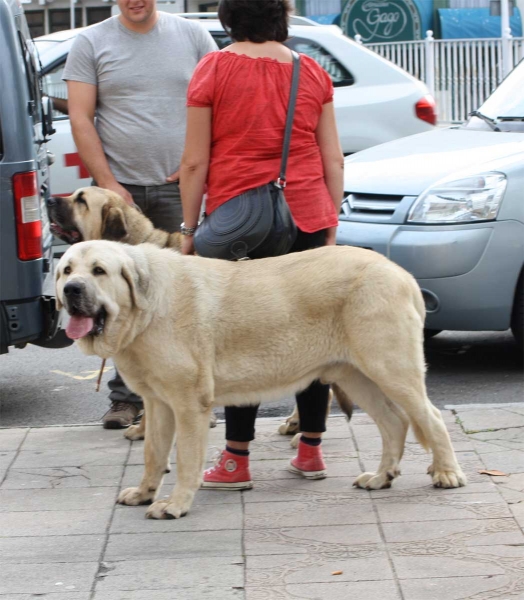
[{"xmin": 331, "ymin": 383, "xmax": 354, "ymax": 422}]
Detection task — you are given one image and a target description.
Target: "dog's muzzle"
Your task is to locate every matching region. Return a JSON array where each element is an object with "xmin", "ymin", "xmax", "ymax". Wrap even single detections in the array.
[
  {"xmin": 63, "ymin": 282, "xmax": 106, "ymax": 340},
  {"xmin": 47, "ymin": 197, "xmax": 83, "ymax": 244}
]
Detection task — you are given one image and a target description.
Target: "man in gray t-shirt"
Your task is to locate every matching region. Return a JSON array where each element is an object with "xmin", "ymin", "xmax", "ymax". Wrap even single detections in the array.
[{"xmin": 63, "ymin": 0, "xmax": 216, "ymax": 429}]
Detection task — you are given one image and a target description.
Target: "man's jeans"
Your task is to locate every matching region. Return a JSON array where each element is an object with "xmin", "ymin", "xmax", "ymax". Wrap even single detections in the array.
[{"xmin": 107, "ymin": 181, "xmax": 183, "ymax": 408}]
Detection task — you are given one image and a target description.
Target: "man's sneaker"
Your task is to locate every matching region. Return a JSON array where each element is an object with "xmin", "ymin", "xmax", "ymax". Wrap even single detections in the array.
[
  {"xmin": 102, "ymin": 402, "xmax": 140, "ymax": 429},
  {"xmin": 201, "ymin": 449, "xmax": 253, "ymax": 490},
  {"xmin": 288, "ymin": 439, "xmax": 327, "ymax": 480}
]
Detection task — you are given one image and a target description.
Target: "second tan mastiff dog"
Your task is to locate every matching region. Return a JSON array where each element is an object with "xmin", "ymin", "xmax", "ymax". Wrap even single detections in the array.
[
  {"xmin": 48, "ymin": 186, "xmax": 183, "ymax": 251},
  {"xmin": 56, "ymin": 240, "xmax": 466, "ymax": 520}
]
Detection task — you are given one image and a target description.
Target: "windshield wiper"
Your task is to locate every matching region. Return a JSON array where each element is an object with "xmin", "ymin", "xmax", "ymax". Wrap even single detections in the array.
[
  {"xmin": 497, "ymin": 116, "xmax": 524, "ymax": 122},
  {"xmin": 468, "ymin": 110, "xmax": 501, "ymax": 131}
]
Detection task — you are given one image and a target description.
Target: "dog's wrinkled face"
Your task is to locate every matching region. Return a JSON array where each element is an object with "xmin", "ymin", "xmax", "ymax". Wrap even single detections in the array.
[
  {"xmin": 56, "ymin": 240, "xmax": 149, "ymax": 357},
  {"xmin": 48, "ymin": 187, "xmax": 128, "ymax": 244}
]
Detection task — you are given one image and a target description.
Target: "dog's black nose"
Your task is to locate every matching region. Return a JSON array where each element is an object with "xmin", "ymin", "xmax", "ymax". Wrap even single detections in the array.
[
  {"xmin": 47, "ymin": 196, "xmax": 57, "ymax": 207},
  {"xmin": 64, "ymin": 281, "xmax": 85, "ymax": 297}
]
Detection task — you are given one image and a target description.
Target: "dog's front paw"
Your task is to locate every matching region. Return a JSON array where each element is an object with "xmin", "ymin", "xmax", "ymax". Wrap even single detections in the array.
[
  {"xmin": 117, "ymin": 487, "xmax": 156, "ymax": 506},
  {"xmin": 146, "ymin": 499, "xmax": 189, "ymax": 520},
  {"xmin": 431, "ymin": 468, "xmax": 467, "ymax": 489},
  {"xmin": 124, "ymin": 424, "xmax": 145, "ymax": 441},
  {"xmin": 290, "ymin": 432, "xmax": 301, "ymax": 449},
  {"xmin": 353, "ymin": 470, "xmax": 399, "ymax": 490}
]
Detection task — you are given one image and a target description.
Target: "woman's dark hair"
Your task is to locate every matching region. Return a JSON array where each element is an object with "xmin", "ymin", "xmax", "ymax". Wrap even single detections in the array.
[{"xmin": 218, "ymin": 0, "xmax": 291, "ymax": 43}]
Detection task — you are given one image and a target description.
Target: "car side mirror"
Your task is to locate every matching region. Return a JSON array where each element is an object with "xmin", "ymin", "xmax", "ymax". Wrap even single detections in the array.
[{"xmin": 42, "ymin": 96, "xmax": 56, "ymax": 139}]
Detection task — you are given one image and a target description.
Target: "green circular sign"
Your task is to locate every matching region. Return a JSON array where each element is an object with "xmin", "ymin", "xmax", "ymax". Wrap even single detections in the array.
[{"xmin": 341, "ymin": 0, "xmax": 422, "ymax": 42}]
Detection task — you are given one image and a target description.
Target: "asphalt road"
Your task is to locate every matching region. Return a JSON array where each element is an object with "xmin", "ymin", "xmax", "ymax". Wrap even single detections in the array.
[{"xmin": 0, "ymin": 330, "xmax": 522, "ymax": 428}]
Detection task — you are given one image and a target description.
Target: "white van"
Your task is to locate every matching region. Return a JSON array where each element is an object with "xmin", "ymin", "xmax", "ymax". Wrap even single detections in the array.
[{"xmin": 36, "ymin": 16, "xmax": 436, "ymax": 196}]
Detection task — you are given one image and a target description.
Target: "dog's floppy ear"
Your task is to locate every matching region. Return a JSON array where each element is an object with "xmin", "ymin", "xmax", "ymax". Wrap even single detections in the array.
[
  {"xmin": 54, "ymin": 262, "xmax": 65, "ymax": 310},
  {"xmin": 121, "ymin": 253, "xmax": 149, "ymax": 311},
  {"xmin": 101, "ymin": 205, "xmax": 128, "ymax": 241}
]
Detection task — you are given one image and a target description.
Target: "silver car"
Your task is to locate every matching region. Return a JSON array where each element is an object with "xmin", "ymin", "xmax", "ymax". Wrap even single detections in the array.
[{"xmin": 337, "ymin": 60, "xmax": 524, "ymax": 350}]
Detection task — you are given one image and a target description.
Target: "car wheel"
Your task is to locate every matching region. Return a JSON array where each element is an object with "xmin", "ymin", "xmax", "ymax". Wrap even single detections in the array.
[
  {"xmin": 511, "ymin": 271, "xmax": 523, "ymax": 352},
  {"xmin": 424, "ymin": 329, "xmax": 442, "ymax": 339}
]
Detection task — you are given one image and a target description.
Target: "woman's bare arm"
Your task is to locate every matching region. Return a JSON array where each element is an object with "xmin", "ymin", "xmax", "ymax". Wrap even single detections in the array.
[
  {"xmin": 179, "ymin": 106, "xmax": 212, "ymax": 254},
  {"xmin": 315, "ymin": 101, "xmax": 344, "ymax": 244}
]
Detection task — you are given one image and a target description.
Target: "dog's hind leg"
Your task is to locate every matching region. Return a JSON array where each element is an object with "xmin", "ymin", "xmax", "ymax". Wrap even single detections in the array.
[
  {"xmin": 385, "ymin": 382, "xmax": 466, "ymax": 489},
  {"xmin": 147, "ymin": 398, "xmax": 213, "ymax": 520},
  {"xmin": 117, "ymin": 397, "xmax": 175, "ymax": 507},
  {"xmin": 353, "ymin": 333, "xmax": 466, "ymax": 489},
  {"xmin": 336, "ymin": 369, "xmax": 409, "ymax": 490}
]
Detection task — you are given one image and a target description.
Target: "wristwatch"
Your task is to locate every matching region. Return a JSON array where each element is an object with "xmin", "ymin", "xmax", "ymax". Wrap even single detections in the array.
[{"xmin": 180, "ymin": 222, "xmax": 197, "ymax": 236}]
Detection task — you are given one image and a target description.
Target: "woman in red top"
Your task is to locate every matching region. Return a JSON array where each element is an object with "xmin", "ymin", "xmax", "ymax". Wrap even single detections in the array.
[{"xmin": 179, "ymin": 0, "xmax": 344, "ymax": 489}]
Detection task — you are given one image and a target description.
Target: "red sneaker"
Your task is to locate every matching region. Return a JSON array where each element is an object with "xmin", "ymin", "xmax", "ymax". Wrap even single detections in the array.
[
  {"xmin": 201, "ymin": 449, "xmax": 253, "ymax": 490},
  {"xmin": 288, "ymin": 439, "xmax": 327, "ymax": 480}
]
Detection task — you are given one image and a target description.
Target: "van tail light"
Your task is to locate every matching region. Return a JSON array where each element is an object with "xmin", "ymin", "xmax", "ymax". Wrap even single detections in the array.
[
  {"xmin": 415, "ymin": 95, "xmax": 437, "ymax": 126},
  {"xmin": 13, "ymin": 171, "xmax": 43, "ymax": 261}
]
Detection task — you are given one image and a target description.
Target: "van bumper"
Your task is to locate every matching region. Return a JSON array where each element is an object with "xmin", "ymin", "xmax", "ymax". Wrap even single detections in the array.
[{"xmin": 0, "ymin": 296, "xmax": 73, "ymax": 354}]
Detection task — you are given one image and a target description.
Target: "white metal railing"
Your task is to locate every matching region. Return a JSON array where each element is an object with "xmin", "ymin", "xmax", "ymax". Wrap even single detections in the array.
[
  {"xmin": 512, "ymin": 36, "xmax": 524, "ymax": 64},
  {"xmin": 357, "ymin": 32, "xmax": 524, "ymax": 123}
]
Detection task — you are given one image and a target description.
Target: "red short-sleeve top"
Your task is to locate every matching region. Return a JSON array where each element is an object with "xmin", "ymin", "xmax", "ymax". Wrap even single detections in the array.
[{"xmin": 187, "ymin": 51, "xmax": 338, "ymax": 233}]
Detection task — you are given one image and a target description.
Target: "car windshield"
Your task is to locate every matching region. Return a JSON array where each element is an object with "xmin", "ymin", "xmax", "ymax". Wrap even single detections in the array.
[
  {"xmin": 33, "ymin": 40, "xmax": 60, "ymax": 57},
  {"xmin": 466, "ymin": 60, "xmax": 524, "ymax": 132}
]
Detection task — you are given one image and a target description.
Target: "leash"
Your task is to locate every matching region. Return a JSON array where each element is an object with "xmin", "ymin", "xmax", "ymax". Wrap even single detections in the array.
[{"xmin": 96, "ymin": 358, "xmax": 106, "ymax": 392}]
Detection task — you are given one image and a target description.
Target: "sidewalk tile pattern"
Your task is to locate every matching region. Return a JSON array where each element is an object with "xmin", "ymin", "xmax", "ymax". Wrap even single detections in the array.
[{"xmin": 0, "ymin": 405, "xmax": 523, "ymax": 599}]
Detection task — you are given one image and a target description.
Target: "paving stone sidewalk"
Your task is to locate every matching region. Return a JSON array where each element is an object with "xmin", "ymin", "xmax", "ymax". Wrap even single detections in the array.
[{"xmin": 0, "ymin": 403, "xmax": 523, "ymax": 600}]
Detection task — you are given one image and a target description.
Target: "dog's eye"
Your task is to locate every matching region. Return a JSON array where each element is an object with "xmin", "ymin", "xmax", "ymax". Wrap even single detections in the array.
[
  {"xmin": 64, "ymin": 266, "xmax": 72, "ymax": 275},
  {"xmin": 75, "ymin": 195, "xmax": 87, "ymax": 206},
  {"xmin": 93, "ymin": 266, "xmax": 106, "ymax": 276}
]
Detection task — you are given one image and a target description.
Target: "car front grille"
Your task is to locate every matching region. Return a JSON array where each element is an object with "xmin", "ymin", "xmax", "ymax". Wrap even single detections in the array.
[{"xmin": 342, "ymin": 193, "xmax": 404, "ymax": 217}]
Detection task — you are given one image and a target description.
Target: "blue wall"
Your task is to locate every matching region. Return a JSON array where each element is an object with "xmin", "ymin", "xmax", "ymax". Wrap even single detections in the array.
[{"xmin": 438, "ymin": 7, "xmax": 523, "ymax": 38}]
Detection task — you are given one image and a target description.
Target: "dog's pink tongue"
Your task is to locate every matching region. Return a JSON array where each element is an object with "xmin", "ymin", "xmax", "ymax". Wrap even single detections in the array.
[{"xmin": 66, "ymin": 316, "xmax": 94, "ymax": 339}]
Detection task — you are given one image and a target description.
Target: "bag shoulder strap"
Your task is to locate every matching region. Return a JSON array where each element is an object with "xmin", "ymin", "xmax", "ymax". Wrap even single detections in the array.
[{"xmin": 277, "ymin": 50, "xmax": 300, "ymax": 188}]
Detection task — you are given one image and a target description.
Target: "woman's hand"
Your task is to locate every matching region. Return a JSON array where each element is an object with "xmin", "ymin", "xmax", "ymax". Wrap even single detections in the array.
[
  {"xmin": 181, "ymin": 235, "xmax": 195, "ymax": 255},
  {"xmin": 325, "ymin": 226, "xmax": 337, "ymax": 246}
]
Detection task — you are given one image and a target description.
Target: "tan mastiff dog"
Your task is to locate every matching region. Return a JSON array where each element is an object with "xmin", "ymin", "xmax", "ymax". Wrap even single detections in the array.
[{"xmin": 56, "ymin": 240, "xmax": 466, "ymax": 520}]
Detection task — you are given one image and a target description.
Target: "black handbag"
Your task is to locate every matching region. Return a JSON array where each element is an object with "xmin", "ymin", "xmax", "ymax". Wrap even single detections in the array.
[{"xmin": 194, "ymin": 51, "xmax": 300, "ymax": 261}]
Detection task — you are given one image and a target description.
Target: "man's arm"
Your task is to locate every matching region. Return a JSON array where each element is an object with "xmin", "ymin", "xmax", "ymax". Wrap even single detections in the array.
[
  {"xmin": 48, "ymin": 96, "xmax": 68, "ymax": 115},
  {"xmin": 67, "ymin": 80, "xmax": 134, "ymax": 205}
]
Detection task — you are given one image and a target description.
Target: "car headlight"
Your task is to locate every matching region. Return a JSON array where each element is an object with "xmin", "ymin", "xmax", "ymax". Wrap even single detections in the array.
[{"xmin": 407, "ymin": 172, "xmax": 507, "ymax": 224}]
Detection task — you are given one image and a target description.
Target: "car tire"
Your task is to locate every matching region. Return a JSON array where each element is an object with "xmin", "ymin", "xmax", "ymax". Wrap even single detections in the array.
[
  {"xmin": 511, "ymin": 270, "xmax": 523, "ymax": 352},
  {"xmin": 424, "ymin": 329, "xmax": 442, "ymax": 340}
]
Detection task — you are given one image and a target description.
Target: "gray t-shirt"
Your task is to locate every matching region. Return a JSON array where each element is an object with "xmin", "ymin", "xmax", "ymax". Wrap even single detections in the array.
[{"xmin": 63, "ymin": 13, "xmax": 217, "ymax": 185}]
